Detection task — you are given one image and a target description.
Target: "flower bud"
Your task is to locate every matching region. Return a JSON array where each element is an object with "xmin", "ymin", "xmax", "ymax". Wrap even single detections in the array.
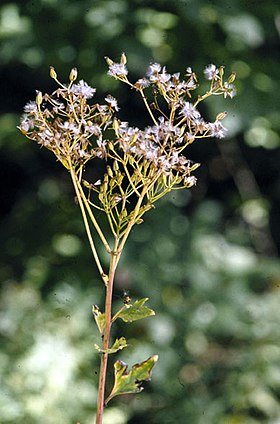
[
  {"xmin": 219, "ymin": 66, "xmax": 225, "ymax": 77},
  {"xmin": 228, "ymin": 72, "xmax": 236, "ymax": 84},
  {"xmin": 116, "ymin": 171, "xmax": 123, "ymax": 184},
  {"xmin": 107, "ymin": 141, "xmax": 114, "ymax": 151},
  {"xmin": 107, "ymin": 166, "xmax": 113, "ymax": 178},
  {"xmin": 120, "ymin": 52, "xmax": 127, "ymax": 65},
  {"xmin": 103, "ymin": 174, "xmax": 108, "ymax": 193},
  {"xmin": 113, "ymin": 118, "xmax": 119, "ymax": 136},
  {"xmin": 98, "ymin": 191, "xmax": 104, "ymax": 203},
  {"xmin": 179, "ymin": 125, "xmax": 186, "ymax": 137},
  {"xmin": 69, "ymin": 67, "xmax": 78, "ymax": 82},
  {"xmin": 105, "ymin": 56, "xmax": 114, "ymax": 66},
  {"xmin": 36, "ymin": 90, "xmax": 43, "ymax": 106},
  {"xmin": 50, "ymin": 66, "xmax": 57, "ymax": 80},
  {"xmin": 215, "ymin": 111, "xmax": 228, "ymax": 121},
  {"xmin": 113, "ymin": 160, "xmax": 119, "ymax": 172},
  {"xmin": 82, "ymin": 179, "xmax": 91, "ymax": 189}
]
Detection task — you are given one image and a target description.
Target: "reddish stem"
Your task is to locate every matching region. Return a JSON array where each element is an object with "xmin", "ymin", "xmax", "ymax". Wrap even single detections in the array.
[{"xmin": 96, "ymin": 253, "xmax": 118, "ymax": 424}]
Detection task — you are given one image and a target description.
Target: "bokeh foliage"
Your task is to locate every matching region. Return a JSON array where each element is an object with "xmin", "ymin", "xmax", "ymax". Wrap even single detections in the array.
[{"xmin": 0, "ymin": 1, "xmax": 280, "ymax": 423}]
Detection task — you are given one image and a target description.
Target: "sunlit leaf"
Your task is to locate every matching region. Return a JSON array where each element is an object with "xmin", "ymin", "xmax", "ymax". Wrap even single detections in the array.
[
  {"xmin": 92, "ymin": 305, "xmax": 105, "ymax": 334},
  {"xmin": 114, "ymin": 298, "xmax": 155, "ymax": 323},
  {"xmin": 94, "ymin": 337, "xmax": 128, "ymax": 354},
  {"xmin": 105, "ymin": 355, "xmax": 158, "ymax": 404}
]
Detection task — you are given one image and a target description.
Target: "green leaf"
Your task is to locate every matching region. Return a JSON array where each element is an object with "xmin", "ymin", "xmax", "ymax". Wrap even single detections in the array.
[
  {"xmin": 94, "ymin": 337, "xmax": 128, "ymax": 354},
  {"xmin": 115, "ymin": 298, "xmax": 155, "ymax": 323},
  {"xmin": 92, "ymin": 305, "xmax": 105, "ymax": 334},
  {"xmin": 105, "ymin": 355, "xmax": 158, "ymax": 404}
]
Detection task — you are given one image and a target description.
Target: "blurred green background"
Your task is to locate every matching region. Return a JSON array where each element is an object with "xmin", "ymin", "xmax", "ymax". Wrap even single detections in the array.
[{"xmin": 1, "ymin": 1, "xmax": 280, "ymax": 423}]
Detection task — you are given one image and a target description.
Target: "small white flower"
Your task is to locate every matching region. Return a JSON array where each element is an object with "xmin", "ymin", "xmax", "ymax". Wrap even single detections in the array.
[
  {"xmin": 179, "ymin": 102, "xmax": 200, "ymax": 119},
  {"xmin": 134, "ymin": 78, "xmax": 150, "ymax": 90},
  {"xmin": 105, "ymin": 95, "xmax": 119, "ymax": 111},
  {"xmin": 186, "ymin": 78, "xmax": 197, "ymax": 89},
  {"xmin": 59, "ymin": 121, "xmax": 80, "ymax": 134},
  {"xmin": 223, "ymin": 82, "xmax": 237, "ymax": 98},
  {"xmin": 19, "ymin": 115, "xmax": 34, "ymax": 132},
  {"xmin": 70, "ymin": 80, "xmax": 96, "ymax": 99},
  {"xmin": 207, "ymin": 121, "xmax": 228, "ymax": 139},
  {"xmin": 147, "ymin": 63, "xmax": 161, "ymax": 79},
  {"xmin": 84, "ymin": 123, "xmax": 101, "ymax": 137},
  {"xmin": 172, "ymin": 72, "xmax": 180, "ymax": 80},
  {"xmin": 184, "ymin": 175, "xmax": 197, "ymax": 187},
  {"xmin": 204, "ymin": 64, "xmax": 219, "ymax": 80},
  {"xmin": 185, "ymin": 67, "xmax": 193, "ymax": 76},
  {"xmin": 78, "ymin": 149, "xmax": 91, "ymax": 158},
  {"xmin": 24, "ymin": 101, "xmax": 38, "ymax": 113},
  {"xmin": 157, "ymin": 67, "xmax": 171, "ymax": 84},
  {"xmin": 107, "ymin": 63, "xmax": 128, "ymax": 77},
  {"xmin": 96, "ymin": 138, "xmax": 107, "ymax": 158}
]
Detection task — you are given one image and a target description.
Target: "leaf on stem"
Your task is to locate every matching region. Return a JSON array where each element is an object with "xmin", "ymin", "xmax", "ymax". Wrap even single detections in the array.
[
  {"xmin": 94, "ymin": 337, "xmax": 128, "ymax": 354},
  {"xmin": 92, "ymin": 305, "xmax": 105, "ymax": 334},
  {"xmin": 105, "ymin": 355, "xmax": 159, "ymax": 404},
  {"xmin": 113, "ymin": 298, "xmax": 155, "ymax": 323}
]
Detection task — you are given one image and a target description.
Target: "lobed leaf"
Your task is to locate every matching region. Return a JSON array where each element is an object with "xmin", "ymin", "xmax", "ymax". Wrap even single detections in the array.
[
  {"xmin": 105, "ymin": 354, "xmax": 158, "ymax": 404},
  {"xmin": 94, "ymin": 337, "xmax": 128, "ymax": 354},
  {"xmin": 92, "ymin": 305, "xmax": 105, "ymax": 334},
  {"xmin": 114, "ymin": 298, "xmax": 155, "ymax": 323}
]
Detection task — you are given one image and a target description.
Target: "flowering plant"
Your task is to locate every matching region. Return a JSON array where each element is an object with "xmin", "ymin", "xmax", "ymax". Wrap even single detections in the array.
[{"xmin": 19, "ymin": 53, "xmax": 236, "ymax": 423}]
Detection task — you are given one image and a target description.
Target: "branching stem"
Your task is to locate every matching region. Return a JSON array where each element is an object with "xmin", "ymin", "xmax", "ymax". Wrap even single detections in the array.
[
  {"xmin": 76, "ymin": 178, "xmax": 112, "ymax": 253},
  {"xmin": 69, "ymin": 164, "xmax": 108, "ymax": 285}
]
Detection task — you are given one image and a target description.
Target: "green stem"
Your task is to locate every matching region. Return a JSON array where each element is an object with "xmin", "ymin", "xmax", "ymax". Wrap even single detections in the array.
[
  {"xmin": 139, "ymin": 88, "xmax": 158, "ymax": 125},
  {"xmin": 116, "ymin": 187, "xmax": 147, "ymax": 260},
  {"xmin": 69, "ymin": 165, "xmax": 108, "ymax": 285},
  {"xmin": 76, "ymin": 178, "xmax": 112, "ymax": 253}
]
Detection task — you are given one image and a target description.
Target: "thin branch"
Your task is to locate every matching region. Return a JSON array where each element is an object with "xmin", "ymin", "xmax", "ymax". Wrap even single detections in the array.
[
  {"xmin": 69, "ymin": 165, "xmax": 108, "ymax": 285},
  {"xmin": 76, "ymin": 178, "xmax": 112, "ymax": 253}
]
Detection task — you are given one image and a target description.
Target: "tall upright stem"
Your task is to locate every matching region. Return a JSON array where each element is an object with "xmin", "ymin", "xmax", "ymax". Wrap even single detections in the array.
[
  {"xmin": 96, "ymin": 248, "xmax": 120, "ymax": 424},
  {"xmin": 95, "ymin": 189, "xmax": 147, "ymax": 422}
]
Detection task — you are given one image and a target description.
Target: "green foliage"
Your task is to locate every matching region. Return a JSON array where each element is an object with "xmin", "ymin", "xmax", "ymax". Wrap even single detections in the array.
[
  {"xmin": 92, "ymin": 305, "xmax": 106, "ymax": 334},
  {"xmin": 113, "ymin": 298, "xmax": 155, "ymax": 323},
  {"xmin": 105, "ymin": 355, "xmax": 158, "ymax": 404},
  {"xmin": 94, "ymin": 337, "xmax": 128, "ymax": 354}
]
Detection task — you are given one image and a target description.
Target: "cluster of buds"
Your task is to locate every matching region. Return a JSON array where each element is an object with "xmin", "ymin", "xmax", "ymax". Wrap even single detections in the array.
[{"xmin": 19, "ymin": 54, "xmax": 236, "ymax": 237}]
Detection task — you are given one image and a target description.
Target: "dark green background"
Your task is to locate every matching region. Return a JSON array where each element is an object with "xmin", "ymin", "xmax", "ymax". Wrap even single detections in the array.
[{"xmin": 1, "ymin": 1, "xmax": 280, "ymax": 423}]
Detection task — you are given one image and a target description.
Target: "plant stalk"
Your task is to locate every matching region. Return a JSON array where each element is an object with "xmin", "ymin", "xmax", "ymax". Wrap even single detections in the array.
[
  {"xmin": 69, "ymin": 165, "xmax": 108, "ymax": 285},
  {"xmin": 96, "ymin": 248, "xmax": 119, "ymax": 424}
]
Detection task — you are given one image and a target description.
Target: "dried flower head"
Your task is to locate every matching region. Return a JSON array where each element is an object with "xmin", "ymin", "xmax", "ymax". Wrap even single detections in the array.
[{"xmin": 19, "ymin": 55, "xmax": 236, "ymax": 236}]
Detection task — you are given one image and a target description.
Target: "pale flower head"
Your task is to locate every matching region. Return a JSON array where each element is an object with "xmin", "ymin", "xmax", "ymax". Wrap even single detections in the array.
[
  {"xmin": 24, "ymin": 101, "xmax": 38, "ymax": 113},
  {"xmin": 179, "ymin": 102, "xmax": 201, "ymax": 119},
  {"xmin": 70, "ymin": 80, "xmax": 96, "ymax": 99},
  {"xmin": 223, "ymin": 82, "xmax": 237, "ymax": 98},
  {"xmin": 107, "ymin": 63, "xmax": 128, "ymax": 77},
  {"xmin": 206, "ymin": 121, "xmax": 228, "ymax": 139},
  {"xmin": 105, "ymin": 95, "xmax": 119, "ymax": 111},
  {"xmin": 204, "ymin": 64, "xmax": 219, "ymax": 80}
]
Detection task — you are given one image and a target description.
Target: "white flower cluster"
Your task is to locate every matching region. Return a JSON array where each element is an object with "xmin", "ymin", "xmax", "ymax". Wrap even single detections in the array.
[
  {"xmin": 19, "ymin": 56, "xmax": 236, "ymax": 222},
  {"xmin": 19, "ymin": 81, "xmax": 118, "ymax": 167},
  {"xmin": 115, "ymin": 118, "xmax": 197, "ymax": 184}
]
